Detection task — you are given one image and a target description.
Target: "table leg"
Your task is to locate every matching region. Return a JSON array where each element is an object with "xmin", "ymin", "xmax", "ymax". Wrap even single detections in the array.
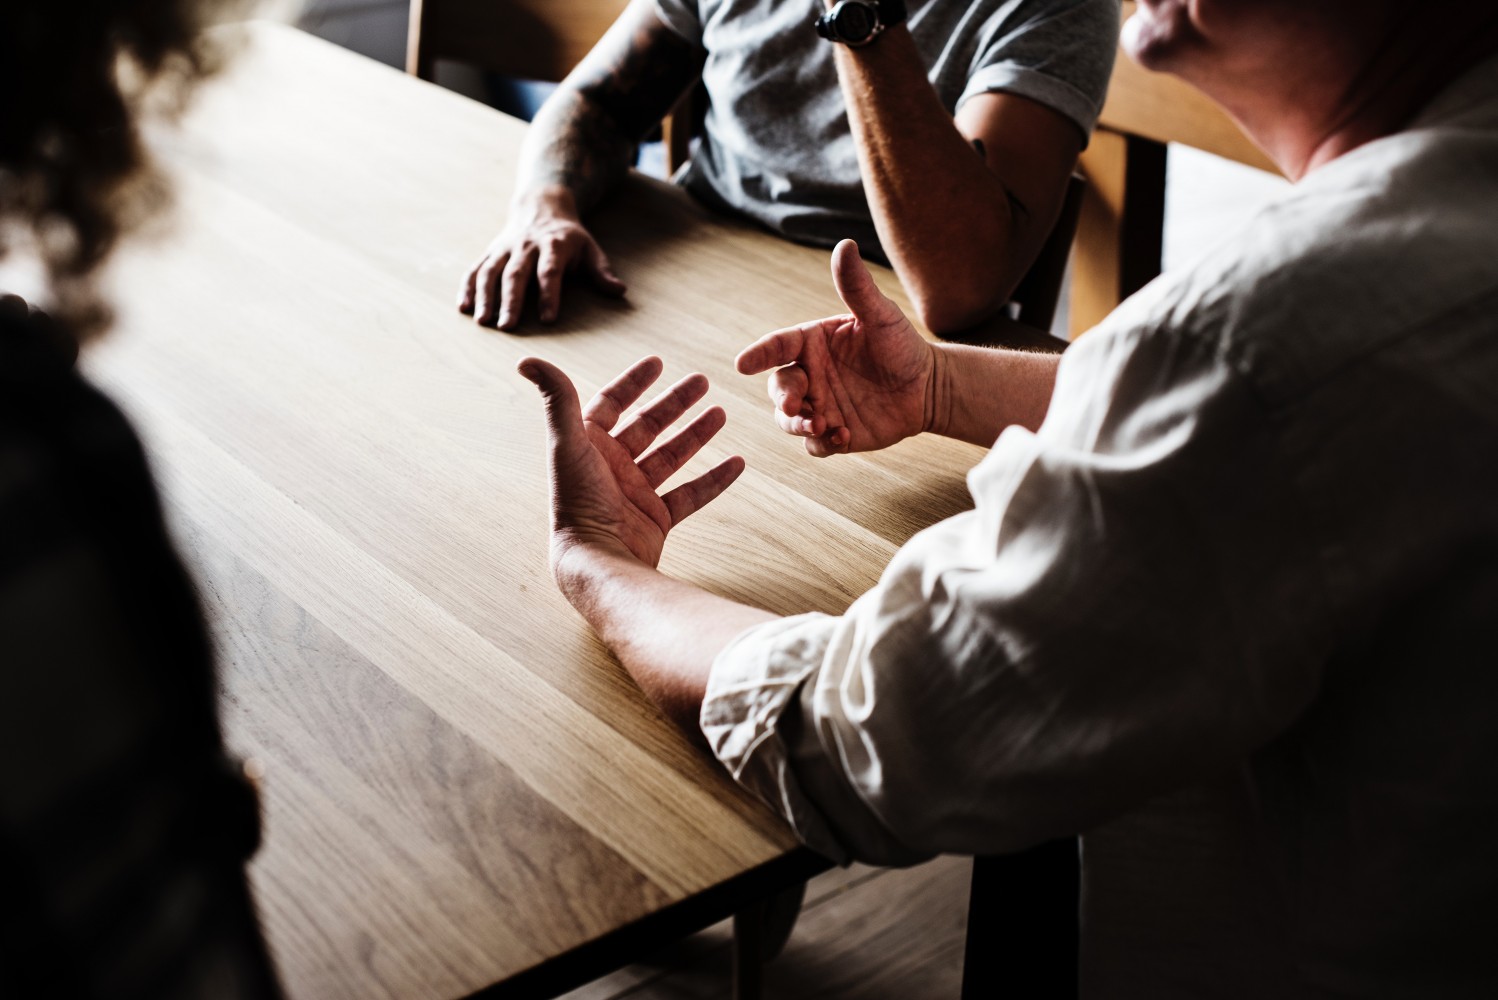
[
  {"xmin": 730, "ymin": 878, "xmax": 808, "ymax": 999},
  {"xmin": 962, "ymin": 838, "xmax": 1081, "ymax": 1000},
  {"xmin": 732, "ymin": 897, "xmax": 767, "ymax": 1000}
]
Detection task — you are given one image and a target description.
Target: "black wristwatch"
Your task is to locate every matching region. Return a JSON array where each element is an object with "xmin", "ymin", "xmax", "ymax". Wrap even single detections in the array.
[{"xmin": 814, "ymin": 0, "xmax": 908, "ymax": 47}]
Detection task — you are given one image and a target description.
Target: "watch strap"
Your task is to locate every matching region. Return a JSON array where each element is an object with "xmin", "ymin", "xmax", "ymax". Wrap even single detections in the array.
[{"xmin": 876, "ymin": 0, "xmax": 907, "ymax": 29}]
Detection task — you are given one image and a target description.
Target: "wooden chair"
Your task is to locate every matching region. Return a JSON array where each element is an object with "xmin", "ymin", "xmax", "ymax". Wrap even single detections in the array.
[
  {"xmin": 406, "ymin": 0, "xmax": 695, "ymax": 172},
  {"xmin": 1067, "ymin": 0, "xmax": 1283, "ymax": 337},
  {"xmin": 407, "ymin": 0, "xmax": 625, "ymax": 85}
]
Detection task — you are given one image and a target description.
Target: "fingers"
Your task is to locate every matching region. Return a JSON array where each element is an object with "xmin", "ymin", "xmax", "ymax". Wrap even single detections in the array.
[
  {"xmin": 535, "ymin": 246, "xmax": 565, "ymax": 324},
  {"xmin": 583, "ymin": 356, "xmax": 664, "ymax": 431},
  {"xmin": 583, "ymin": 240, "xmax": 628, "ymax": 298},
  {"xmin": 615, "ymin": 372, "xmax": 709, "ymax": 458},
  {"xmin": 473, "ymin": 252, "xmax": 509, "ymax": 326},
  {"xmin": 516, "ymin": 357, "xmax": 586, "ymax": 449},
  {"xmin": 519, "ymin": 356, "xmax": 744, "ymax": 528},
  {"xmin": 637, "ymin": 404, "xmax": 725, "ymax": 489},
  {"xmin": 767, "ymin": 366, "xmax": 826, "ymax": 438},
  {"xmin": 458, "ymin": 257, "xmax": 483, "ymax": 314},
  {"xmin": 768, "ymin": 365, "xmax": 809, "ymax": 418},
  {"xmin": 735, "ymin": 323, "xmax": 812, "ymax": 375},
  {"xmin": 804, "ymin": 426, "xmax": 852, "ymax": 459},
  {"xmin": 662, "ymin": 455, "xmax": 746, "ymax": 527},
  {"xmin": 830, "ymin": 238, "xmax": 893, "ymax": 324},
  {"xmin": 497, "ymin": 247, "xmax": 538, "ymax": 331}
]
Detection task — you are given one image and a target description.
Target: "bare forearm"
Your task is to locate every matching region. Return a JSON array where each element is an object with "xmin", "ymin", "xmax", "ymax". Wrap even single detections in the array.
[
  {"xmin": 516, "ymin": 91, "xmax": 637, "ymax": 217},
  {"xmin": 928, "ymin": 342, "xmax": 1059, "ymax": 445},
  {"xmin": 833, "ymin": 31, "xmax": 1015, "ymax": 332},
  {"xmin": 512, "ymin": 0, "xmax": 704, "ymax": 218},
  {"xmin": 556, "ymin": 545, "xmax": 777, "ymax": 740}
]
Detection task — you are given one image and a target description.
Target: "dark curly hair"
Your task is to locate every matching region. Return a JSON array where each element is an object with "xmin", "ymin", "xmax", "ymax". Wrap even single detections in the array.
[{"xmin": 0, "ymin": 0, "xmax": 238, "ymax": 340}]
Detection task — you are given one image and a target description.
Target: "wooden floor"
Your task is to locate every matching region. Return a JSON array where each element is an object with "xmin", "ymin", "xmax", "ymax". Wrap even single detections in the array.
[{"xmin": 562, "ymin": 857, "xmax": 972, "ymax": 1000}]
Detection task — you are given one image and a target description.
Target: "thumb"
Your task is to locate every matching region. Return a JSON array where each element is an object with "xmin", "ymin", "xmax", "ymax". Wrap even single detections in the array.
[
  {"xmin": 517, "ymin": 357, "xmax": 586, "ymax": 447},
  {"xmin": 830, "ymin": 239, "xmax": 895, "ymax": 324}
]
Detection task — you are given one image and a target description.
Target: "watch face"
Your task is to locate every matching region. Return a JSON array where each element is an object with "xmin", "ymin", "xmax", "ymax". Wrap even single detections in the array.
[{"xmin": 834, "ymin": 2, "xmax": 876, "ymax": 41}]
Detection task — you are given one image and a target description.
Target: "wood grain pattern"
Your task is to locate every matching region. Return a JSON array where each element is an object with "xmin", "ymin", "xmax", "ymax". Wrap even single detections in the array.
[{"xmin": 84, "ymin": 23, "xmax": 989, "ymax": 999}]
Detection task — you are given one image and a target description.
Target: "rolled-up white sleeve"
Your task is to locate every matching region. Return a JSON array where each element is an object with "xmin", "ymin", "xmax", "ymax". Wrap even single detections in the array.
[{"xmin": 703, "ymin": 316, "xmax": 1333, "ymax": 865}]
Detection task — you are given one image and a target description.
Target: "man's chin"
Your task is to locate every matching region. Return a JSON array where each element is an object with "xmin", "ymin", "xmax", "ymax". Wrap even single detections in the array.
[{"xmin": 1121, "ymin": 3, "xmax": 1183, "ymax": 72}]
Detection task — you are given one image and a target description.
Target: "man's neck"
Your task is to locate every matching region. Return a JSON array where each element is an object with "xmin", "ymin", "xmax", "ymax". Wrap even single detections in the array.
[
  {"xmin": 1299, "ymin": 17, "xmax": 1498, "ymax": 177},
  {"xmin": 1240, "ymin": 13, "xmax": 1498, "ymax": 180}
]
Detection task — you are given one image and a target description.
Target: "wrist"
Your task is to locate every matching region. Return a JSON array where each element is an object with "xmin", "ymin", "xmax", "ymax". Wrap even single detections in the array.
[
  {"xmin": 514, "ymin": 185, "xmax": 582, "ymax": 224},
  {"xmin": 550, "ymin": 530, "xmax": 647, "ymax": 609},
  {"xmin": 923, "ymin": 343, "xmax": 952, "ymax": 438}
]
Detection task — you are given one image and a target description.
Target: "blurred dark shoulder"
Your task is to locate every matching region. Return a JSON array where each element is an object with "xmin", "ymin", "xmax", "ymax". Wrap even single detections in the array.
[{"xmin": 0, "ymin": 300, "xmax": 281, "ymax": 1000}]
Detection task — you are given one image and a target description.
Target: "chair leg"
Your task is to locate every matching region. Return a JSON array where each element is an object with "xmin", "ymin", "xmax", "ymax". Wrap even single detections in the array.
[{"xmin": 962, "ymin": 838, "xmax": 1081, "ymax": 1000}]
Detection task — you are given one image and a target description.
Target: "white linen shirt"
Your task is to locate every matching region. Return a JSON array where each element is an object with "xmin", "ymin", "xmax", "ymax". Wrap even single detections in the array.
[{"xmin": 703, "ymin": 56, "xmax": 1498, "ymax": 996}]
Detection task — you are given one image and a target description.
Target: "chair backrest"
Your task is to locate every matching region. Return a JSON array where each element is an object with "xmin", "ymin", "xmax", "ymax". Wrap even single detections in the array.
[
  {"xmin": 406, "ymin": 0, "xmax": 629, "ymax": 83},
  {"xmin": 407, "ymin": 0, "xmax": 697, "ymax": 174}
]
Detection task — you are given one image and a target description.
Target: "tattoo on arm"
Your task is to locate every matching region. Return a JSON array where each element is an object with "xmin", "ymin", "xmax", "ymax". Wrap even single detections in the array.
[
  {"xmin": 969, "ymin": 136, "xmax": 1031, "ymax": 231},
  {"xmin": 525, "ymin": 6, "xmax": 706, "ymax": 212},
  {"xmin": 532, "ymin": 91, "xmax": 638, "ymax": 211}
]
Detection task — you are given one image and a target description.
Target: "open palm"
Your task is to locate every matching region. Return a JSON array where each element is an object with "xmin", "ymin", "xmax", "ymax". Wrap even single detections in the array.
[
  {"xmin": 519, "ymin": 356, "xmax": 743, "ymax": 569},
  {"xmin": 736, "ymin": 240, "xmax": 934, "ymax": 457}
]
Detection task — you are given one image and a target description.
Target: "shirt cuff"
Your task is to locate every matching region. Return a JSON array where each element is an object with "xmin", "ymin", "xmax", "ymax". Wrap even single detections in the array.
[{"xmin": 702, "ymin": 613, "xmax": 852, "ymax": 864}]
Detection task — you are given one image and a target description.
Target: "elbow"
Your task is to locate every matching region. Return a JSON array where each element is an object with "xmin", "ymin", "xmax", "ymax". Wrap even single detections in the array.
[
  {"xmin": 909, "ymin": 284, "xmax": 1009, "ymax": 337},
  {"xmin": 905, "ymin": 260, "xmax": 1016, "ymax": 335}
]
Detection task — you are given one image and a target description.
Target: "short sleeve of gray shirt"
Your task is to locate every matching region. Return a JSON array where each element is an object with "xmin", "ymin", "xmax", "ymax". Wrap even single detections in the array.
[{"xmin": 650, "ymin": 0, "xmax": 1118, "ymax": 255}]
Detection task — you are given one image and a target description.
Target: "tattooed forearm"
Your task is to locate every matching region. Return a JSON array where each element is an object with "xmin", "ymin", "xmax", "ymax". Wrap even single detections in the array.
[
  {"xmin": 514, "ymin": 0, "xmax": 705, "ymax": 214},
  {"xmin": 524, "ymin": 90, "xmax": 638, "ymax": 212}
]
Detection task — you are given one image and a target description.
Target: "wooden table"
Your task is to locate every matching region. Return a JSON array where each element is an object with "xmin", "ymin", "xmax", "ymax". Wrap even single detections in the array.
[{"xmin": 85, "ymin": 22, "xmax": 988, "ymax": 1000}]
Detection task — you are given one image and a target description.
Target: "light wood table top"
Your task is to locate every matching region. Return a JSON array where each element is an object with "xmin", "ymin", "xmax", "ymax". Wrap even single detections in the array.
[{"xmin": 85, "ymin": 21, "xmax": 989, "ymax": 1000}]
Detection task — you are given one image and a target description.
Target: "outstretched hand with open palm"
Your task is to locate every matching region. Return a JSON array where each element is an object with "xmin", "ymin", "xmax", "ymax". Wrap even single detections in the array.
[{"xmin": 518, "ymin": 355, "xmax": 744, "ymax": 571}]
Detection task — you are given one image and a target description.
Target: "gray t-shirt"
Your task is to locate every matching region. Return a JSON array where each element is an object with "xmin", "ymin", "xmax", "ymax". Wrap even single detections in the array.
[{"xmin": 652, "ymin": 0, "xmax": 1118, "ymax": 257}]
